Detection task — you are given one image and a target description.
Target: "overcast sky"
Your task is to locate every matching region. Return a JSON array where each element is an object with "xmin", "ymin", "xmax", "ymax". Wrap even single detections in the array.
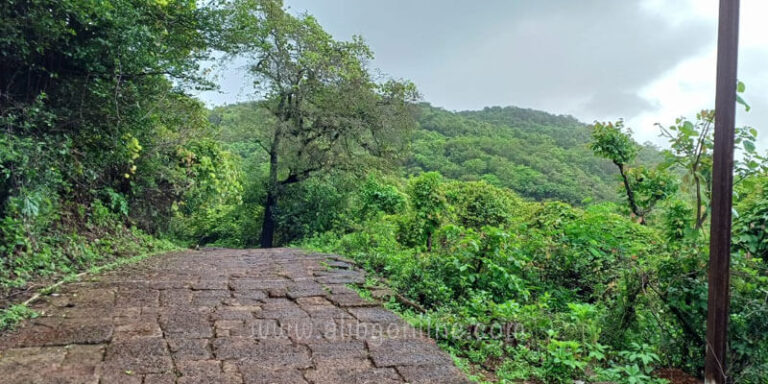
[{"xmin": 197, "ymin": 0, "xmax": 768, "ymax": 148}]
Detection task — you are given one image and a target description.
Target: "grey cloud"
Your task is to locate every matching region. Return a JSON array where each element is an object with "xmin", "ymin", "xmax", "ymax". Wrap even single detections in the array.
[
  {"xmin": 200, "ymin": 1, "xmax": 716, "ymax": 126},
  {"xmin": 738, "ymin": 48, "xmax": 768, "ymax": 148},
  {"xmin": 431, "ymin": 2, "xmax": 714, "ymax": 116},
  {"xmin": 581, "ymin": 91, "xmax": 658, "ymax": 118}
]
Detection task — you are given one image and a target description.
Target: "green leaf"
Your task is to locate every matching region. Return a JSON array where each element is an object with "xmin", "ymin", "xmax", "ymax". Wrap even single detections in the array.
[
  {"xmin": 681, "ymin": 121, "xmax": 696, "ymax": 136},
  {"xmin": 737, "ymin": 95, "xmax": 751, "ymax": 112}
]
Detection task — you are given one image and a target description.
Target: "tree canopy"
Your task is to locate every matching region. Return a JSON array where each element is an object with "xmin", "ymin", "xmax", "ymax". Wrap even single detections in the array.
[{"xmin": 223, "ymin": 1, "xmax": 418, "ymax": 246}]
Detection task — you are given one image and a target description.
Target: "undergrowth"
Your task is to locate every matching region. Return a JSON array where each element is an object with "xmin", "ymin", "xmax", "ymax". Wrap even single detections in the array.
[
  {"xmin": 0, "ymin": 304, "xmax": 38, "ymax": 332},
  {"xmin": 300, "ymin": 174, "xmax": 768, "ymax": 383},
  {"xmin": 1, "ymin": 241, "xmax": 177, "ymax": 332},
  {"xmin": 1, "ymin": 225, "xmax": 176, "ymax": 295}
]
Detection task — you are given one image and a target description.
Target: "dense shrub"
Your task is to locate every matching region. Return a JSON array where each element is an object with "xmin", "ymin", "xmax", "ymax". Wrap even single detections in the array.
[
  {"xmin": 0, "ymin": 0, "xmax": 238, "ymax": 290},
  {"xmin": 300, "ymin": 168, "xmax": 768, "ymax": 383},
  {"xmin": 444, "ymin": 180, "xmax": 526, "ymax": 229},
  {"xmin": 358, "ymin": 176, "xmax": 407, "ymax": 218}
]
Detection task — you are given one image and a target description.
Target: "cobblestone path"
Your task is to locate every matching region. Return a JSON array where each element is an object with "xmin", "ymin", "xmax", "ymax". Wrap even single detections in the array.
[{"xmin": 0, "ymin": 248, "xmax": 469, "ymax": 384}]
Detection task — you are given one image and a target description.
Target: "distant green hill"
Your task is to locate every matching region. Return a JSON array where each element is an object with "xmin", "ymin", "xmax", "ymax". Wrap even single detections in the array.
[
  {"xmin": 408, "ymin": 104, "xmax": 661, "ymax": 204},
  {"xmin": 211, "ymin": 102, "xmax": 662, "ymax": 205}
]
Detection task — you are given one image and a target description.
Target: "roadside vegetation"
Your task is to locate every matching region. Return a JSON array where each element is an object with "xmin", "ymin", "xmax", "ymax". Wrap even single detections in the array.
[{"xmin": 2, "ymin": 1, "xmax": 768, "ymax": 383}]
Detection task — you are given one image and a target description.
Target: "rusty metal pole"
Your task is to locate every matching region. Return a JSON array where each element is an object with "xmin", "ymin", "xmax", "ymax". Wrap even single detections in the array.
[{"xmin": 706, "ymin": 0, "xmax": 740, "ymax": 383}]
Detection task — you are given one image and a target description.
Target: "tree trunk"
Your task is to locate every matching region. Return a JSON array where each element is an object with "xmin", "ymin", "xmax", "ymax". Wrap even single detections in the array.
[
  {"xmin": 260, "ymin": 188, "xmax": 277, "ymax": 248},
  {"xmin": 617, "ymin": 163, "xmax": 645, "ymax": 224},
  {"xmin": 426, "ymin": 231, "xmax": 433, "ymax": 252},
  {"xmin": 694, "ymin": 176, "xmax": 705, "ymax": 230},
  {"xmin": 259, "ymin": 136, "xmax": 280, "ymax": 248}
]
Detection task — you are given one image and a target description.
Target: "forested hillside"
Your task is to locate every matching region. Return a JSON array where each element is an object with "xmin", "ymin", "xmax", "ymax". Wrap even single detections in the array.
[
  {"xmin": 409, "ymin": 104, "xmax": 663, "ymax": 203},
  {"xmin": 3, "ymin": 1, "xmax": 768, "ymax": 384}
]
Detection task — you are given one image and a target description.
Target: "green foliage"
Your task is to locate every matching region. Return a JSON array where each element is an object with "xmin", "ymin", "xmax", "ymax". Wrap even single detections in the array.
[
  {"xmin": 591, "ymin": 120, "xmax": 638, "ymax": 166},
  {"xmin": 358, "ymin": 176, "xmax": 407, "ymax": 218},
  {"xmin": 275, "ymin": 175, "xmax": 355, "ymax": 245},
  {"xmin": 662, "ymin": 199, "xmax": 694, "ymax": 241},
  {"xmin": 528, "ymin": 203, "xmax": 663, "ymax": 306},
  {"xmin": 625, "ymin": 167, "xmax": 678, "ymax": 212},
  {"xmin": 657, "ymin": 111, "xmax": 715, "ymax": 229},
  {"xmin": 169, "ymin": 140, "xmax": 244, "ymax": 245},
  {"xmin": 445, "ymin": 181, "xmax": 525, "ymax": 230},
  {"xmin": 301, "ymin": 172, "xmax": 687, "ymax": 383},
  {"xmin": 543, "ymin": 339, "xmax": 588, "ymax": 383},
  {"xmin": 1, "ymin": 221, "xmax": 176, "ymax": 292},
  {"xmin": 653, "ymin": 230, "xmax": 768, "ymax": 383},
  {"xmin": 5, "ymin": 2, "xmax": 768, "ymax": 383},
  {"xmin": 408, "ymin": 105, "xmax": 661, "ymax": 204},
  {"xmin": 599, "ymin": 343, "xmax": 666, "ymax": 384},
  {"xmin": 300, "ymin": 155, "xmax": 768, "ymax": 384},
  {"xmin": 0, "ymin": 8, "xmax": 226, "ymax": 310},
  {"xmin": 406, "ymin": 172, "xmax": 447, "ymax": 251},
  {"xmin": 734, "ymin": 176, "xmax": 768, "ymax": 258},
  {"xmin": 0, "ymin": 0, "xmax": 251, "ymax": 290},
  {"xmin": 618, "ymin": 343, "xmax": 661, "ymax": 372},
  {"xmin": 658, "ymin": 110, "xmax": 765, "ymax": 229},
  {"xmin": 0, "ymin": 305, "xmax": 38, "ymax": 332},
  {"xmin": 225, "ymin": 0, "xmax": 418, "ymax": 247},
  {"xmin": 591, "ymin": 121, "xmax": 674, "ymax": 223}
]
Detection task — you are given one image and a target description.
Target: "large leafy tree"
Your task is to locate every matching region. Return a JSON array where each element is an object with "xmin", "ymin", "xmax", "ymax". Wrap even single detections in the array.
[
  {"xmin": 232, "ymin": 0, "xmax": 418, "ymax": 247},
  {"xmin": 0, "ymin": 0, "xmax": 251, "ymax": 275},
  {"xmin": 0, "ymin": 0, "xmax": 214, "ymax": 120},
  {"xmin": 0, "ymin": 0, "xmax": 216, "ymax": 230}
]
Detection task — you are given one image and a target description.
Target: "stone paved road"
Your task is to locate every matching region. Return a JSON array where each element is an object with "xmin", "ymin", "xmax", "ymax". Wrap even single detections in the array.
[{"xmin": 0, "ymin": 248, "xmax": 470, "ymax": 384}]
